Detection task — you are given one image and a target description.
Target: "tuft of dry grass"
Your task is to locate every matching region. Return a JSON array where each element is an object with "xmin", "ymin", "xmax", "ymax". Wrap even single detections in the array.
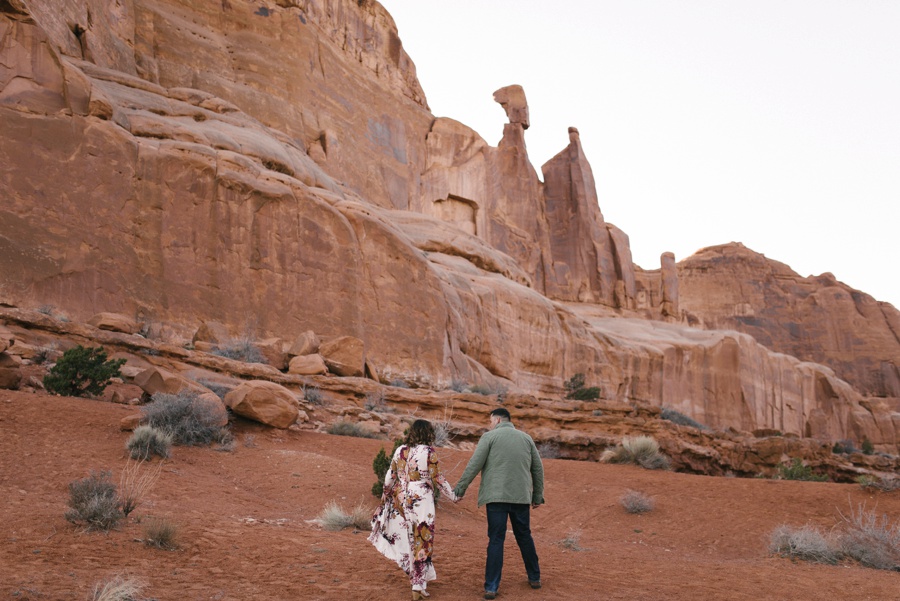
[
  {"xmin": 126, "ymin": 425, "xmax": 172, "ymax": 461},
  {"xmin": 315, "ymin": 501, "xmax": 372, "ymax": 532},
  {"xmin": 91, "ymin": 575, "xmax": 146, "ymax": 601},
  {"xmin": 143, "ymin": 516, "xmax": 180, "ymax": 550},
  {"xmin": 620, "ymin": 490, "xmax": 655, "ymax": 514},
  {"xmin": 600, "ymin": 436, "xmax": 670, "ymax": 470},
  {"xmin": 118, "ymin": 457, "xmax": 163, "ymax": 517},
  {"xmin": 65, "ymin": 471, "xmax": 123, "ymax": 532},
  {"xmin": 433, "ymin": 404, "xmax": 456, "ymax": 448},
  {"xmin": 558, "ymin": 529, "xmax": 586, "ymax": 552}
]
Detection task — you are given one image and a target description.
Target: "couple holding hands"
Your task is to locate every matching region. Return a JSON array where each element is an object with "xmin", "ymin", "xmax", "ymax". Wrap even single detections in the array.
[{"xmin": 369, "ymin": 408, "xmax": 545, "ymax": 600}]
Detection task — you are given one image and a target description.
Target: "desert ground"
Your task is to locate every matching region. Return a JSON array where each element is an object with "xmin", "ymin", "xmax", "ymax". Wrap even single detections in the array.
[{"xmin": 2, "ymin": 389, "xmax": 898, "ymax": 601}]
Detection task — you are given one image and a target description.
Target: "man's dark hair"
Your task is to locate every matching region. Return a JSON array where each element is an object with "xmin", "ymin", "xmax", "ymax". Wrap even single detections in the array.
[{"xmin": 490, "ymin": 407, "xmax": 511, "ymax": 421}]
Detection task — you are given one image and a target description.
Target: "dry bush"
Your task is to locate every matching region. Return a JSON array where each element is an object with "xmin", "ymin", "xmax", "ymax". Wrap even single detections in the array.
[
  {"xmin": 433, "ymin": 404, "xmax": 456, "ymax": 448},
  {"xmin": 315, "ymin": 501, "xmax": 372, "ymax": 531},
  {"xmin": 302, "ymin": 385, "xmax": 323, "ymax": 405},
  {"xmin": 558, "ymin": 530, "xmax": 585, "ymax": 551},
  {"xmin": 126, "ymin": 425, "xmax": 172, "ymax": 460},
  {"xmin": 118, "ymin": 458, "xmax": 163, "ymax": 517},
  {"xmin": 142, "ymin": 391, "xmax": 230, "ymax": 446},
  {"xmin": 839, "ymin": 504, "xmax": 900, "ymax": 570},
  {"xmin": 537, "ymin": 442, "xmax": 561, "ymax": 459},
  {"xmin": 210, "ymin": 336, "xmax": 265, "ymax": 363},
  {"xmin": 600, "ymin": 436, "xmax": 670, "ymax": 470},
  {"xmin": 857, "ymin": 475, "xmax": 900, "ymax": 492},
  {"xmin": 620, "ymin": 490, "xmax": 655, "ymax": 514},
  {"xmin": 65, "ymin": 471, "xmax": 123, "ymax": 532},
  {"xmin": 143, "ymin": 516, "xmax": 179, "ymax": 550},
  {"xmin": 769, "ymin": 524, "xmax": 841, "ymax": 564},
  {"xmin": 327, "ymin": 420, "xmax": 379, "ymax": 439},
  {"xmin": 91, "ymin": 575, "xmax": 146, "ymax": 601}
]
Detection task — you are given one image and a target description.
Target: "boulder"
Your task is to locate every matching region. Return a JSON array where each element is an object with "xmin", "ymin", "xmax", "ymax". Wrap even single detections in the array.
[
  {"xmin": 319, "ymin": 336, "xmax": 365, "ymax": 377},
  {"xmin": 195, "ymin": 391, "xmax": 230, "ymax": 427},
  {"xmin": 288, "ymin": 353, "xmax": 328, "ymax": 375},
  {"xmin": 0, "ymin": 366, "xmax": 22, "ymax": 390},
  {"xmin": 256, "ymin": 337, "xmax": 287, "ymax": 370},
  {"xmin": 0, "ymin": 352, "xmax": 20, "ymax": 368},
  {"xmin": 224, "ymin": 380, "xmax": 299, "ymax": 428},
  {"xmin": 288, "ymin": 330, "xmax": 320, "ymax": 357},
  {"xmin": 134, "ymin": 366, "xmax": 210, "ymax": 397},
  {"xmin": 120, "ymin": 413, "xmax": 142, "ymax": 431},
  {"xmin": 88, "ymin": 312, "xmax": 139, "ymax": 334},
  {"xmin": 192, "ymin": 321, "xmax": 230, "ymax": 344},
  {"xmin": 0, "ymin": 326, "xmax": 13, "ymax": 353}
]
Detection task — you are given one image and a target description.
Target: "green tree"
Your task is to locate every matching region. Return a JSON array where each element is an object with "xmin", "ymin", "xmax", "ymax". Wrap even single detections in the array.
[{"xmin": 43, "ymin": 345, "xmax": 126, "ymax": 397}]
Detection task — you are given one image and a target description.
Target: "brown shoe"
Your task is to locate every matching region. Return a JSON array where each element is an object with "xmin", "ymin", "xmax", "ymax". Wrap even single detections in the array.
[
  {"xmin": 484, "ymin": 592, "xmax": 497, "ymax": 600},
  {"xmin": 529, "ymin": 580, "xmax": 542, "ymax": 589}
]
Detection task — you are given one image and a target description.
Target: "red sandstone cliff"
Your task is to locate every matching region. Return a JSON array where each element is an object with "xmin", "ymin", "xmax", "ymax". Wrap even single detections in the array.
[{"xmin": 1, "ymin": 0, "xmax": 897, "ymax": 451}]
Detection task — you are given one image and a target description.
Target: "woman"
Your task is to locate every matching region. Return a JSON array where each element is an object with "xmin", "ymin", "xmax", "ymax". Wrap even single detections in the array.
[{"xmin": 369, "ymin": 419, "xmax": 459, "ymax": 600}]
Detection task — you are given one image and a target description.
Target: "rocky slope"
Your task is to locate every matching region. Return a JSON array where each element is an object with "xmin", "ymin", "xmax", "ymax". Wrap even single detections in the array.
[{"xmin": 1, "ymin": 0, "xmax": 898, "ymax": 451}]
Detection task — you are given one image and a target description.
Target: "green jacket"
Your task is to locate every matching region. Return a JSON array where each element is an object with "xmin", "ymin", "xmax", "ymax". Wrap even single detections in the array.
[{"xmin": 453, "ymin": 421, "xmax": 545, "ymax": 507}]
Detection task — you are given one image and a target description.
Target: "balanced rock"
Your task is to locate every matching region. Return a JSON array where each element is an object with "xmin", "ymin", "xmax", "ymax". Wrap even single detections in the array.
[
  {"xmin": 288, "ymin": 353, "xmax": 328, "ymax": 375},
  {"xmin": 88, "ymin": 312, "xmax": 139, "ymax": 334},
  {"xmin": 319, "ymin": 336, "xmax": 365, "ymax": 377},
  {"xmin": 224, "ymin": 380, "xmax": 298, "ymax": 428}
]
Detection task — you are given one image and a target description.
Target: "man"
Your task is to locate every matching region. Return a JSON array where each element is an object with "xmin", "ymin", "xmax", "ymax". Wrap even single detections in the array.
[{"xmin": 454, "ymin": 407, "xmax": 544, "ymax": 600}]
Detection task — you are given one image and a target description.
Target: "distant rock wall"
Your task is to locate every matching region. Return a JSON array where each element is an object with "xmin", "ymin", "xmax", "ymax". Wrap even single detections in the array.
[{"xmin": 678, "ymin": 243, "xmax": 900, "ymax": 400}]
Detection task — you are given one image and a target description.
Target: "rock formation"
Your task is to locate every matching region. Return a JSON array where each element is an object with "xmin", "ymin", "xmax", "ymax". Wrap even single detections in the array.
[{"xmin": 1, "ymin": 0, "xmax": 898, "ymax": 451}]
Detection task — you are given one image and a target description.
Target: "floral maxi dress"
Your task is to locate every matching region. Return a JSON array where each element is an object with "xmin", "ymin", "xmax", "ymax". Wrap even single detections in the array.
[{"xmin": 369, "ymin": 444, "xmax": 458, "ymax": 587}]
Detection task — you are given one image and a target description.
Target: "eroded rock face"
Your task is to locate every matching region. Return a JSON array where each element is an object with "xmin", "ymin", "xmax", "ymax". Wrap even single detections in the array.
[
  {"xmin": 677, "ymin": 243, "xmax": 900, "ymax": 400},
  {"xmin": 0, "ymin": 1, "xmax": 897, "ymax": 452}
]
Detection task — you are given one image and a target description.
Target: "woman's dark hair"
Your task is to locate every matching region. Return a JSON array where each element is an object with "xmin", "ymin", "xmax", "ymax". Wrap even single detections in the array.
[{"xmin": 405, "ymin": 419, "xmax": 435, "ymax": 447}]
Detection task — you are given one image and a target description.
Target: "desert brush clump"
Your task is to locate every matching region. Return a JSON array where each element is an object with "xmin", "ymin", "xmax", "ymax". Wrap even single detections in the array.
[
  {"xmin": 558, "ymin": 530, "xmax": 586, "ymax": 551},
  {"xmin": 43, "ymin": 345, "xmax": 125, "ymax": 397},
  {"xmin": 776, "ymin": 458, "xmax": 828, "ymax": 482},
  {"xmin": 769, "ymin": 525, "xmax": 841, "ymax": 564},
  {"xmin": 564, "ymin": 373, "xmax": 601, "ymax": 401},
  {"xmin": 600, "ymin": 436, "xmax": 671, "ymax": 470},
  {"xmin": 142, "ymin": 516, "xmax": 180, "ymax": 550},
  {"xmin": 660, "ymin": 407, "xmax": 707, "ymax": 430},
  {"xmin": 838, "ymin": 504, "xmax": 900, "ymax": 571},
  {"xmin": 620, "ymin": 490, "xmax": 655, "ymax": 514},
  {"xmin": 118, "ymin": 457, "xmax": 163, "ymax": 518},
  {"xmin": 857, "ymin": 474, "xmax": 900, "ymax": 492},
  {"xmin": 65, "ymin": 471, "xmax": 123, "ymax": 531},
  {"xmin": 210, "ymin": 336, "xmax": 265, "ymax": 363},
  {"xmin": 90, "ymin": 575, "xmax": 147, "ymax": 601},
  {"xmin": 327, "ymin": 420, "xmax": 379, "ymax": 439},
  {"xmin": 315, "ymin": 501, "xmax": 372, "ymax": 531},
  {"xmin": 141, "ymin": 390, "xmax": 230, "ymax": 447},
  {"xmin": 126, "ymin": 425, "xmax": 173, "ymax": 460}
]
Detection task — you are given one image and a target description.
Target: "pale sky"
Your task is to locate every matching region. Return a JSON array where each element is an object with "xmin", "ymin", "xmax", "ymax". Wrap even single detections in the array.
[{"xmin": 380, "ymin": 1, "xmax": 900, "ymax": 309}]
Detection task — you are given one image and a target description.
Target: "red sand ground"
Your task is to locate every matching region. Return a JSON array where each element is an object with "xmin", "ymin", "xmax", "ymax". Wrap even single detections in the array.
[{"xmin": 2, "ymin": 390, "xmax": 898, "ymax": 601}]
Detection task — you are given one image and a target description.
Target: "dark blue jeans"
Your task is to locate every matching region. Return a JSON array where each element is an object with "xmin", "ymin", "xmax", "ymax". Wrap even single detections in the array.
[{"xmin": 484, "ymin": 502, "xmax": 540, "ymax": 592}]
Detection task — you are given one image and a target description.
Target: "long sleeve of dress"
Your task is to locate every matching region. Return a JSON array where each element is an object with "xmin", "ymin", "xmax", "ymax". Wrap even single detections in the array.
[{"xmin": 427, "ymin": 447, "xmax": 458, "ymax": 502}]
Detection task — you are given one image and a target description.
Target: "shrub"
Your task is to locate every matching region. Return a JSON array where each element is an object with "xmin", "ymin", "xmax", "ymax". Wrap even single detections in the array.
[
  {"xmin": 600, "ymin": 436, "xmax": 671, "ymax": 470},
  {"xmin": 620, "ymin": 490, "xmax": 655, "ymax": 514},
  {"xmin": 196, "ymin": 379, "xmax": 232, "ymax": 400},
  {"xmin": 469, "ymin": 382, "xmax": 507, "ymax": 396},
  {"xmin": 388, "ymin": 379, "xmax": 410, "ymax": 389},
  {"xmin": 447, "ymin": 379, "xmax": 469, "ymax": 393},
  {"xmin": 564, "ymin": 373, "xmax": 601, "ymax": 401},
  {"xmin": 558, "ymin": 530, "xmax": 585, "ymax": 551},
  {"xmin": 302, "ymin": 385, "xmax": 323, "ymax": 405},
  {"xmin": 776, "ymin": 458, "xmax": 828, "ymax": 482},
  {"xmin": 832, "ymin": 439, "xmax": 859, "ymax": 455},
  {"xmin": 537, "ymin": 442, "xmax": 561, "ymax": 459},
  {"xmin": 91, "ymin": 575, "xmax": 147, "ymax": 601},
  {"xmin": 660, "ymin": 407, "xmax": 707, "ymax": 430},
  {"xmin": 211, "ymin": 337, "xmax": 265, "ymax": 363},
  {"xmin": 862, "ymin": 439, "xmax": 875, "ymax": 455},
  {"xmin": 364, "ymin": 390, "xmax": 389, "ymax": 413},
  {"xmin": 769, "ymin": 525, "xmax": 841, "ymax": 564},
  {"xmin": 372, "ymin": 447, "xmax": 391, "ymax": 497},
  {"xmin": 141, "ymin": 391, "xmax": 229, "ymax": 446},
  {"xmin": 315, "ymin": 501, "xmax": 372, "ymax": 531},
  {"xmin": 857, "ymin": 475, "xmax": 900, "ymax": 492},
  {"xmin": 143, "ymin": 516, "xmax": 179, "ymax": 550},
  {"xmin": 327, "ymin": 420, "xmax": 378, "ymax": 439},
  {"xmin": 118, "ymin": 457, "xmax": 163, "ymax": 517},
  {"xmin": 65, "ymin": 471, "xmax": 123, "ymax": 531},
  {"xmin": 839, "ymin": 504, "xmax": 900, "ymax": 570},
  {"xmin": 43, "ymin": 345, "xmax": 125, "ymax": 397},
  {"xmin": 126, "ymin": 425, "xmax": 172, "ymax": 460}
]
